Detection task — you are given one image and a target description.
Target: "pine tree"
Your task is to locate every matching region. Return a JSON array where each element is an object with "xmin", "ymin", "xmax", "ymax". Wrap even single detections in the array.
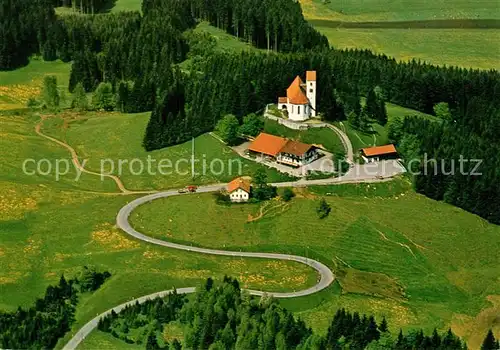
[
  {"xmin": 71, "ymin": 83, "xmax": 89, "ymax": 111},
  {"xmin": 42, "ymin": 76, "xmax": 60, "ymax": 108},
  {"xmin": 481, "ymin": 329, "xmax": 497, "ymax": 350}
]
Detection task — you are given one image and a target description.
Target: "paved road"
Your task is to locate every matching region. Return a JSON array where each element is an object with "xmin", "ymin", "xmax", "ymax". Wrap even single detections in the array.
[{"xmin": 63, "ymin": 164, "xmax": 407, "ymax": 349}]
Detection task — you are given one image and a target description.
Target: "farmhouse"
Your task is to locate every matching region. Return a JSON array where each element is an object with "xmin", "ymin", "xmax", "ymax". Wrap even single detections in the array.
[
  {"xmin": 277, "ymin": 71, "xmax": 317, "ymax": 121},
  {"xmin": 360, "ymin": 144, "xmax": 398, "ymax": 163},
  {"xmin": 248, "ymin": 133, "xmax": 319, "ymax": 167},
  {"xmin": 227, "ymin": 177, "xmax": 251, "ymax": 203}
]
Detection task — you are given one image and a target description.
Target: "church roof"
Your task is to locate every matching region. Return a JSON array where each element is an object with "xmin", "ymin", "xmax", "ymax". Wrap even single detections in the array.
[
  {"xmin": 306, "ymin": 71, "xmax": 317, "ymax": 81},
  {"xmin": 227, "ymin": 177, "xmax": 251, "ymax": 194},
  {"xmin": 287, "ymin": 76, "xmax": 309, "ymax": 105}
]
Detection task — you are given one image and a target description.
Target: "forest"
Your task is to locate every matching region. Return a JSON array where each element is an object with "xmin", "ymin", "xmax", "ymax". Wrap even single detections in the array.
[
  {"xmin": 95, "ymin": 277, "xmax": 484, "ymax": 349},
  {"xmin": 0, "ymin": 267, "xmax": 110, "ymax": 349},
  {"xmin": 1, "ymin": 0, "xmax": 500, "ymax": 223}
]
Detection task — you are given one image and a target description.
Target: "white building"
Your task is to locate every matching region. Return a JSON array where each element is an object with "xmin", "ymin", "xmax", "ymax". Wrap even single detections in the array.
[
  {"xmin": 227, "ymin": 177, "xmax": 251, "ymax": 203},
  {"xmin": 277, "ymin": 71, "xmax": 317, "ymax": 122}
]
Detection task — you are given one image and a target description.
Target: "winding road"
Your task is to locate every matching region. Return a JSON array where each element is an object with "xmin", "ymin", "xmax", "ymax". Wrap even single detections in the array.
[
  {"xmin": 36, "ymin": 115, "xmax": 404, "ymax": 349},
  {"xmin": 63, "ymin": 185, "xmax": 336, "ymax": 350}
]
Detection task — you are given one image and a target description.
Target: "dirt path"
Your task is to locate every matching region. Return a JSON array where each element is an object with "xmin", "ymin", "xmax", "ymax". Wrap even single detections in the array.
[{"xmin": 35, "ymin": 116, "xmax": 155, "ymax": 195}]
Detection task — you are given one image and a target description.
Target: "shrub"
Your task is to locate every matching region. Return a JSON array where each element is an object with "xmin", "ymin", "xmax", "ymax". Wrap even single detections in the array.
[
  {"xmin": 316, "ymin": 198, "xmax": 331, "ymax": 219},
  {"xmin": 282, "ymin": 188, "xmax": 295, "ymax": 202}
]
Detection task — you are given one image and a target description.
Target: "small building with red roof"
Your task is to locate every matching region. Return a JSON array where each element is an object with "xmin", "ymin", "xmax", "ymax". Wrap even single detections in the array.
[
  {"xmin": 227, "ymin": 177, "xmax": 251, "ymax": 202},
  {"xmin": 360, "ymin": 144, "xmax": 398, "ymax": 163},
  {"xmin": 277, "ymin": 71, "xmax": 317, "ymax": 121}
]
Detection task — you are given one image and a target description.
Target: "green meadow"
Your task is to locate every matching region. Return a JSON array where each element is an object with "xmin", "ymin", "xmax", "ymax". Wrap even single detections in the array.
[
  {"xmin": 299, "ymin": 0, "xmax": 500, "ymax": 22},
  {"xmin": 0, "ymin": 112, "xmax": 318, "ymax": 349},
  {"xmin": 41, "ymin": 111, "xmax": 295, "ymax": 191},
  {"xmin": 0, "ymin": 59, "xmax": 71, "ymax": 110},
  {"xmin": 299, "ymin": 0, "xmax": 500, "ymax": 70},
  {"xmin": 130, "ymin": 179, "xmax": 500, "ymax": 348}
]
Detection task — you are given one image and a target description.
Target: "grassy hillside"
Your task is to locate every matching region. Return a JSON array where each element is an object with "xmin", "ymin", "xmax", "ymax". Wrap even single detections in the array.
[
  {"xmin": 299, "ymin": 0, "xmax": 500, "ymax": 22},
  {"xmin": 0, "ymin": 59, "xmax": 71, "ymax": 110},
  {"xmin": 42, "ymin": 111, "xmax": 294, "ymax": 191},
  {"xmin": 111, "ymin": 0, "xmax": 141, "ymax": 12},
  {"xmin": 130, "ymin": 180, "xmax": 500, "ymax": 348},
  {"xmin": 299, "ymin": 0, "xmax": 500, "ymax": 70},
  {"xmin": 0, "ymin": 111, "xmax": 318, "ymax": 349}
]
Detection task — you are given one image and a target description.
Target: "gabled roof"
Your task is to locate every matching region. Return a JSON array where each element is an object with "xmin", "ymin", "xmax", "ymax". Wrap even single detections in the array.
[
  {"xmin": 278, "ymin": 97, "xmax": 288, "ymax": 103},
  {"xmin": 361, "ymin": 144, "xmax": 398, "ymax": 157},
  {"xmin": 280, "ymin": 140, "xmax": 313, "ymax": 157},
  {"xmin": 227, "ymin": 177, "xmax": 251, "ymax": 193},
  {"xmin": 287, "ymin": 76, "xmax": 309, "ymax": 105},
  {"xmin": 248, "ymin": 133, "xmax": 288, "ymax": 157},
  {"xmin": 306, "ymin": 71, "xmax": 317, "ymax": 81}
]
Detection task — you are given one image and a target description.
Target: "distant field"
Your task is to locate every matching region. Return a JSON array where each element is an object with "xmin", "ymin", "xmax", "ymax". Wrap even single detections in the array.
[
  {"xmin": 0, "ymin": 59, "xmax": 71, "ymax": 110},
  {"xmin": 130, "ymin": 180, "xmax": 500, "ymax": 348},
  {"xmin": 193, "ymin": 21, "xmax": 258, "ymax": 52},
  {"xmin": 299, "ymin": 0, "xmax": 500, "ymax": 22},
  {"xmin": 299, "ymin": 0, "xmax": 500, "ymax": 70},
  {"xmin": 110, "ymin": 0, "xmax": 141, "ymax": 12},
  {"xmin": 317, "ymin": 27, "xmax": 500, "ymax": 70}
]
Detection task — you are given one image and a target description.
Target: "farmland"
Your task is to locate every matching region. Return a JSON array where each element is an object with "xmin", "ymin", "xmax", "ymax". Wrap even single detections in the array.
[
  {"xmin": 130, "ymin": 179, "xmax": 500, "ymax": 348},
  {"xmin": 299, "ymin": 0, "xmax": 500, "ymax": 70}
]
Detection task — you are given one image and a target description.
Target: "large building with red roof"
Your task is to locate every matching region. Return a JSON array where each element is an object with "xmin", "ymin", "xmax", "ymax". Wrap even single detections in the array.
[
  {"xmin": 277, "ymin": 71, "xmax": 317, "ymax": 121},
  {"xmin": 248, "ymin": 133, "xmax": 319, "ymax": 167}
]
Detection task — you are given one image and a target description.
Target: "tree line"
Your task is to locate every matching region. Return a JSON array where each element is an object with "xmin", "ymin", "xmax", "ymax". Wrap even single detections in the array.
[
  {"xmin": 0, "ymin": 266, "xmax": 110, "ymax": 349},
  {"xmin": 96, "ymin": 277, "xmax": 476, "ymax": 349},
  {"xmin": 183, "ymin": 0, "xmax": 329, "ymax": 52}
]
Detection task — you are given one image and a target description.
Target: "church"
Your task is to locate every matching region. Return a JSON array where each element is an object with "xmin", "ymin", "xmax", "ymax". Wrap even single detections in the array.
[{"xmin": 277, "ymin": 71, "xmax": 317, "ymax": 122}]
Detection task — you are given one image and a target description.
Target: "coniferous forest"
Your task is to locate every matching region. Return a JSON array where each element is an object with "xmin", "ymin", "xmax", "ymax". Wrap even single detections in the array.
[{"xmin": 97, "ymin": 277, "xmax": 471, "ymax": 350}]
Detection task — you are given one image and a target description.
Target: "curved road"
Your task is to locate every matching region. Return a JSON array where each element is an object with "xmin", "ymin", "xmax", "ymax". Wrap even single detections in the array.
[
  {"xmin": 63, "ymin": 185, "xmax": 336, "ymax": 350},
  {"xmin": 60, "ymin": 114, "xmax": 405, "ymax": 349}
]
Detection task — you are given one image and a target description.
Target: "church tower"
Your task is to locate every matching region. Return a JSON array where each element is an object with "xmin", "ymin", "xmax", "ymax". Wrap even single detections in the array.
[{"xmin": 306, "ymin": 71, "xmax": 317, "ymax": 117}]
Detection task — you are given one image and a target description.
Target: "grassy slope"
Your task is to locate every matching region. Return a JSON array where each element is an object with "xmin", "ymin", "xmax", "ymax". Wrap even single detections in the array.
[
  {"xmin": 299, "ymin": 0, "xmax": 500, "ymax": 22},
  {"xmin": 42, "ymin": 112, "xmax": 295, "ymax": 191},
  {"xmin": 110, "ymin": 0, "xmax": 142, "ymax": 12},
  {"xmin": 130, "ymin": 180, "xmax": 500, "ymax": 348},
  {"xmin": 299, "ymin": 0, "xmax": 500, "ymax": 70},
  {"xmin": 0, "ymin": 59, "xmax": 71, "ymax": 110},
  {"xmin": 0, "ymin": 113, "xmax": 318, "ymax": 349}
]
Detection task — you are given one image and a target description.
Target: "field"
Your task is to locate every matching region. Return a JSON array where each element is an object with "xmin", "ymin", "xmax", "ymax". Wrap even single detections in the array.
[
  {"xmin": 0, "ymin": 111, "xmax": 318, "ymax": 349},
  {"xmin": 130, "ymin": 179, "xmax": 500, "ymax": 348},
  {"xmin": 41, "ymin": 111, "xmax": 295, "ymax": 191},
  {"xmin": 0, "ymin": 59, "xmax": 71, "ymax": 110},
  {"xmin": 299, "ymin": 0, "xmax": 500, "ymax": 70}
]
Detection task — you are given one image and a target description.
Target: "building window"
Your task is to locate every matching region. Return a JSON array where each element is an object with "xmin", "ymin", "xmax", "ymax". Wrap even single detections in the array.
[
  {"xmin": 309, "ymin": 89, "xmax": 313, "ymax": 93},
  {"xmin": 298, "ymin": 106, "xmax": 301, "ymax": 114},
  {"xmin": 310, "ymin": 83, "xmax": 313, "ymax": 86}
]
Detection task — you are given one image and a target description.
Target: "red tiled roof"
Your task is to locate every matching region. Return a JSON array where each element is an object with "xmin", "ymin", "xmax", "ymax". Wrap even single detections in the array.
[
  {"xmin": 306, "ymin": 71, "xmax": 317, "ymax": 81},
  {"xmin": 280, "ymin": 140, "xmax": 313, "ymax": 157},
  {"xmin": 287, "ymin": 76, "xmax": 309, "ymax": 105},
  {"xmin": 278, "ymin": 97, "xmax": 288, "ymax": 103},
  {"xmin": 248, "ymin": 133, "xmax": 288, "ymax": 157},
  {"xmin": 361, "ymin": 144, "xmax": 398, "ymax": 157},
  {"xmin": 227, "ymin": 177, "xmax": 251, "ymax": 193}
]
